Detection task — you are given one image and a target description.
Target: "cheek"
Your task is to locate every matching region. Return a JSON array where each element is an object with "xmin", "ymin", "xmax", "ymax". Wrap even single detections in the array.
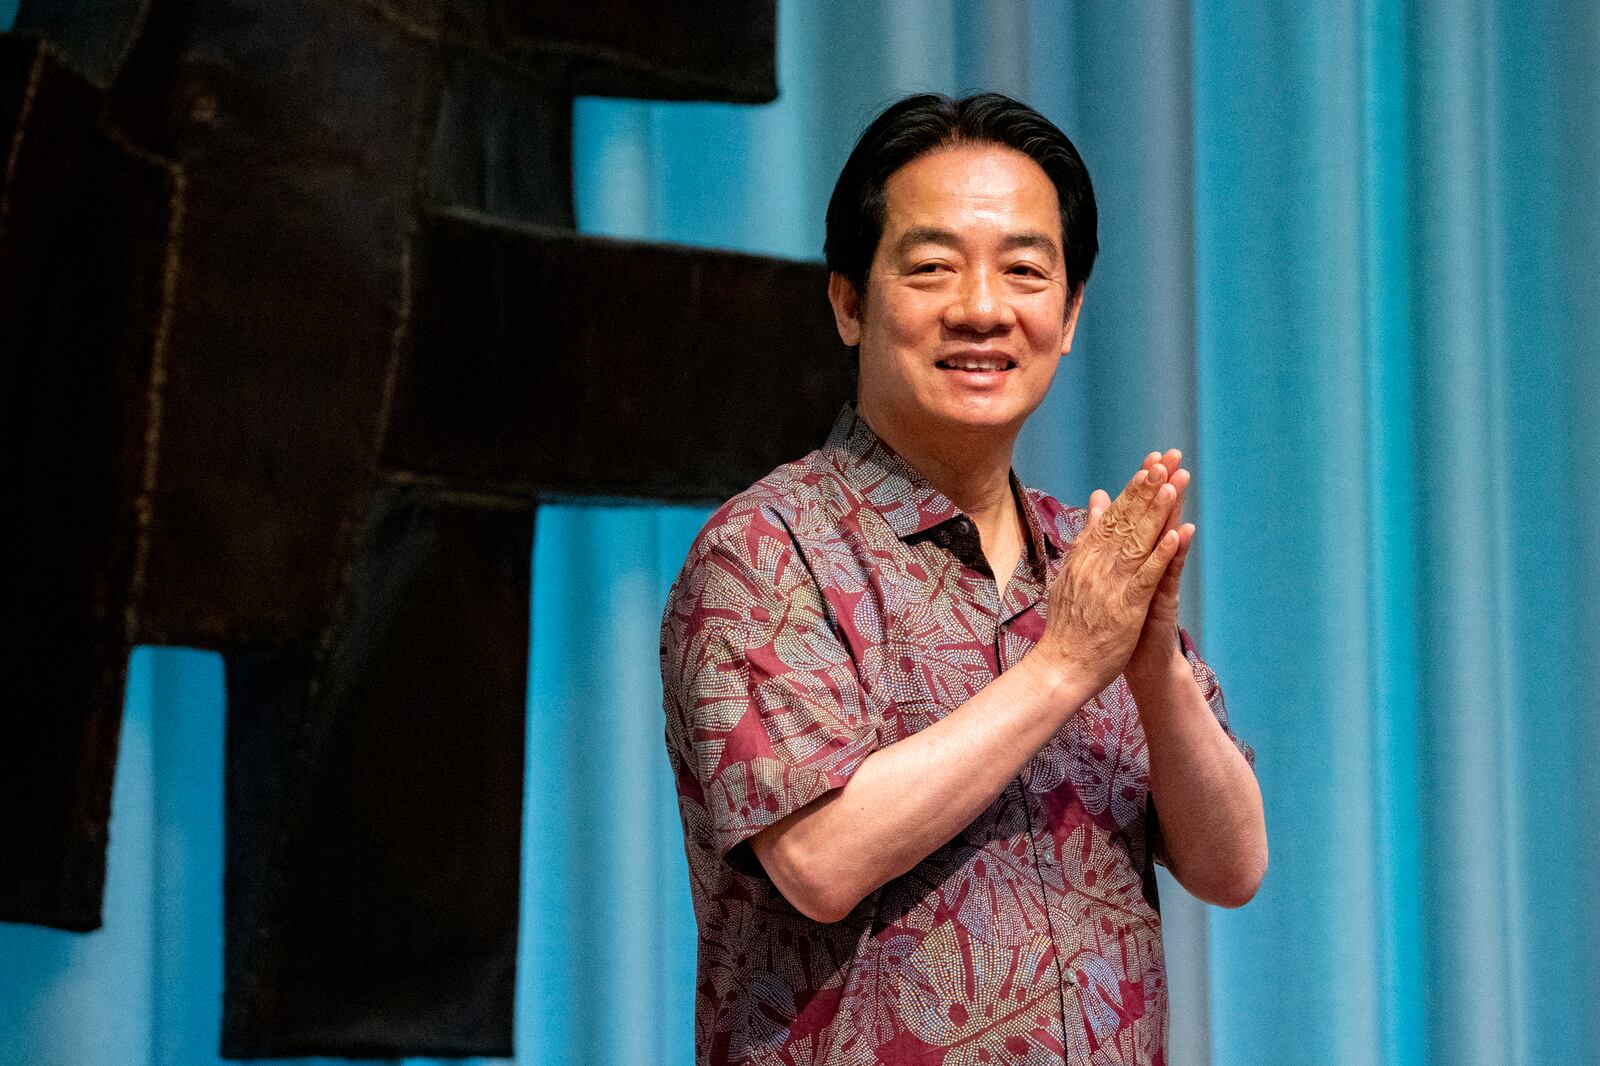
[
  {"xmin": 1032, "ymin": 356, "xmax": 1062, "ymax": 391},
  {"xmin": 860, "ymin": 320, "xmax": 916, "ymax": 366},
  {"xmin": 880, "ymin": 297, "xmax": 941, "ymax": 345},
  {"xmin": 1023, "ymin": 306, "xmax": 1071, "ymax": 351}
]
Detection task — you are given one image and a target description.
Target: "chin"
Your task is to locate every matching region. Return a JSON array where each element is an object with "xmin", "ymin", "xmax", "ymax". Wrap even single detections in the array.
[{"xmin": 938, "ymin": 393, "xmax": 1035, "ymax": 428}]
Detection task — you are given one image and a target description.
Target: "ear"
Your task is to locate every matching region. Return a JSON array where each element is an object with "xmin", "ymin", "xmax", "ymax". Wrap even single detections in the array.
[
  {"xmin": 1059, "ymin": 285, "xmax": 1085, "ymax": 355},
  {"xmin": 828, "ymin": 272, "xmax": 863, "ymax": 347}
]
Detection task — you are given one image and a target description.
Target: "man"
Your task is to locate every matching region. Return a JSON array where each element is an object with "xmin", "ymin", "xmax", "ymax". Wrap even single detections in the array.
[{"xmin": 661, "ymin": 93, "xmax": 1266, "ymax": 1065}]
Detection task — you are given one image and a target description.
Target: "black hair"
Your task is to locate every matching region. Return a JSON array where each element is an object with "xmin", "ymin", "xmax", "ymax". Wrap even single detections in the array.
[{"xmin": 824, "ymin": 92, "xmax": 1097, "ymax": 303}]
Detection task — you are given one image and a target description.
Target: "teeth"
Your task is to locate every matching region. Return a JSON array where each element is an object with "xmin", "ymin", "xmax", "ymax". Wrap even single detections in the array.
[{"xmin": 944, "ymin": 359, "xmax": 1009, "ymax": 371}]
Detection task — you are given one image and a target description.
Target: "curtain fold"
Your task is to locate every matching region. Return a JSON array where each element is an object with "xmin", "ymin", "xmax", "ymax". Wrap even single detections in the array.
[
  {"xmin": 4, "ymin": 3, "xmax": 1595, "ymax": 1065},
  {"xmin": 1196, "ymin": 2, "xmax": 1600, "ymax": 1064}
]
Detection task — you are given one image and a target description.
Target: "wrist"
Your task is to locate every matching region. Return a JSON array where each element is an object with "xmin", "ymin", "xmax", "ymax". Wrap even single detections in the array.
[
  {"xmin": 1017, "ymin": 646, "xmax": 1102, "ymax": 716},
  {"xmin": 1125, "ymin": 639, "xmax": 1190, "ymax": 698}
]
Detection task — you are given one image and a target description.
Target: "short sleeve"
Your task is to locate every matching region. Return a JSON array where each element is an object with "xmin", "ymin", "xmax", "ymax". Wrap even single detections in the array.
[
  {"xmin": 662, "ymin": 520, "xmax": 879, "ymax": 875},
  {"xmin": 1176, "ymin": 626, "xmax": 1253, "ymax": 768}
]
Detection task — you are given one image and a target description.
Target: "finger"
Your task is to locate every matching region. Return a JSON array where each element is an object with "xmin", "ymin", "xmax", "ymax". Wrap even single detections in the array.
[
  {"xmin": 1163, "ymin": 468, "xmax": 1191, "ymax": 536},
  {"xmin": 1131, "ymin": 463, "xmax": 1169, "ymax": 516},
  {"xmin": 1146, "ymin": 449, "xmax": 1180, "ymax": 481},
  {"xmin": 1104, "ymin": 461, "xmax": 1174, "ymax": 552},
  {"xmin": 1083, "ymin": 489, "xmax": 1112, "ymax": 541},
  {"xmin": 1130, "ymin": 527, "xmax": 1182, "ymax": 600},
  {"xmin": 1104, "ymin": 463, "xmax": 1175, "ymax": 564},
  {"xmin": 1099, "ymin": 467, "xmax": 1148, "ymax": 531},
  {"xmin": 1156, "ymin": 523, "xmax": 1195, "ymax": 598},
  {"xmin": 1114, "ymin": 492, "xmax": 1177, "ymax": 579},
  {"xmin": 1128, "ymin": 478, "xmax": 1179, "ymax": 557}
]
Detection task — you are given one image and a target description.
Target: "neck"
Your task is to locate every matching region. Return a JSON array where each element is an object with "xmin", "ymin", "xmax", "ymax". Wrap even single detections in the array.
[{"xmin": 856, "ymin": 403, "xmax": 1019, "ymax": 537}]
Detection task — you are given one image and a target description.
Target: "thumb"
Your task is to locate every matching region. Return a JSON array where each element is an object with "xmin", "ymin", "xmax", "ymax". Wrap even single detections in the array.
[{"xmin": 1085, "ymin": 489, "xmax": 1111, "ymax": 536}]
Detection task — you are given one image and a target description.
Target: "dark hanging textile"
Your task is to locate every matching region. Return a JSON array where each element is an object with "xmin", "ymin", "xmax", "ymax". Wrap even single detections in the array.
[{"xmin": 0, "ymin": 0, "xmax": 851, "ymax": 1056}]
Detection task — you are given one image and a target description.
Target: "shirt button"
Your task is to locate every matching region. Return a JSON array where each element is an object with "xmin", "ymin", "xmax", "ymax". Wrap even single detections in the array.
[{"xmin": 1039, "ymin": 849, "xmax": 1056, "ymax": 866}]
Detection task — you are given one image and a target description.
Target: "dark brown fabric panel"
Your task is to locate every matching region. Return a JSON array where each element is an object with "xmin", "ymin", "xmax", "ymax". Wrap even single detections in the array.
[
  {"xmin": 498, "ymin": 0, "xmax": 778, "ymax": 102},
  {"xmin": 385, "ymin": 215, "xmax": 854, "ymax": 502},
  {"xmin": 113, "ymin": 0, "xmax": 441, "ymax": 649},
  {"xmin": 425, "ymin": 45, "xmax": 574, "ymax": 228},
  {"xmin": 418, "ymin": 0, "xmax": 777, "ymax": 102},
  {"xmin": 3, "ymin": 0, "xmax": 798, "ymax": 1054},
  {"xmin": 222, "ymin": 488, "xmax": 532, "ymax": 1058},
  {"xmin": 0, "ymin": 39, "xmax": 174, "ymax": 931}
]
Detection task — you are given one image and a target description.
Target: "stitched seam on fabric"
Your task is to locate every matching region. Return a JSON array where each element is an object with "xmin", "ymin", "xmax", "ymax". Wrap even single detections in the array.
[
  {"xmin": 357, "ymin": 0, "xmax": 770, "ymax": 99},
  {"xmin": 381, "ymin": 470, "xmax": 535, "ymax": 509},
  {"xmin": 108, "ymin": 0, "xmax": 155, "ymax": 87},
  {"xmin": 108, "ymin": 125, "xmax": 184, "ymax": 644},
  {"xmin": 230, "ymin": 43, "xmax": 443, "ymax": 1040},
  {"xmin": 371, "ymin": 231, "xmax": 412, "ymax": 466},
  {"xmin": 319, "ymin": 26, "xmax": 443, "ymax": 662},
  {"xmin": 425, "ymin": 202, "xmax": 575, "ymax": 240},
  {"xmin": 357, "ymin": 0, "xmax": 443, "ymax": 43},
  {"xmin": 0, "ymin": 49, "xmax": 46, "ymax": 240}
]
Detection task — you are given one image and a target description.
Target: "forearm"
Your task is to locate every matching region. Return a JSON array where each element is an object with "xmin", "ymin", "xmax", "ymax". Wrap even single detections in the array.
[
  {"xmin": 1130, "ymin": 648, "xmax": 1266, "ymax": 907},
  {"xmin": 752, "ymin": 650, "xmax": 1095, "ymax": 922}
]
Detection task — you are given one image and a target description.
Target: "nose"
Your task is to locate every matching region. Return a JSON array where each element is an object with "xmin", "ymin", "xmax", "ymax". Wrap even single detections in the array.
[{"xmin": 945, "ymin": 268, "xmax": 1013, "ymax": 335}]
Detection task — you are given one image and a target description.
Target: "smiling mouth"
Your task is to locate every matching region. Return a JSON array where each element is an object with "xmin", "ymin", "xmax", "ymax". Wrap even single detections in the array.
[{"xmin": 935, "ymin": 356, "xmax": 1015, "ymax": 372}]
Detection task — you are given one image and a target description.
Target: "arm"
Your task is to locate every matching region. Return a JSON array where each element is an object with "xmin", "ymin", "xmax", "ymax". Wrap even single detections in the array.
[
  {"xmin": 753, "ymin": 462, "xmax": 1185, "ymax": 922},
  {"xmin": 1129, "ymin": 637, "xmax": 1265, "ymax": 908},
  {"xmin": 751, "ymin": 651, "xmax": 1095, "ymax": 922},
  {"xmin": 1114, "ymin": 455, "xmax": 1268, "ymax": 908}
]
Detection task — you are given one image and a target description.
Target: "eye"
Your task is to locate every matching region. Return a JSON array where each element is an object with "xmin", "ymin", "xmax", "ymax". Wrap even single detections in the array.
[
  {"xmin": 1008, "ymin": 264, "xmax": 1045, "ymax": 277},
  {"xmin": 911, "ymin": 262, "xmax": 948, "ymax": 274}
]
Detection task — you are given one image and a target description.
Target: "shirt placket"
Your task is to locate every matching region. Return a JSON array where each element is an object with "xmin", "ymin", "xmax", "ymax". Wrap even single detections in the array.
[
  {"xmin": 982, "ymin": 558, "xmax": 1070, "ymax": 1055},
  {"xmin": 994, "ymin": 568, "xmax": 1075, "ymax": 1055}
]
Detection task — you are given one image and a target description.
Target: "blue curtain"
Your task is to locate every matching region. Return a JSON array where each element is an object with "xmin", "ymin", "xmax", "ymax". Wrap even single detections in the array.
[
  {"xmin": 1193, "ymin": 4, "xmax": 1600, "ymax": 1064},
  {"xmin": 4, "ymin": 3, "xmax": 1596, "ymax": 1065}
]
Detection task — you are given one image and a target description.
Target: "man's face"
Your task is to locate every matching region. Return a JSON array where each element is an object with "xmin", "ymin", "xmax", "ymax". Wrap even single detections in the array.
[{"xmin": 829, "ymin": 143, "xmax": 1081, "ymax": 449}]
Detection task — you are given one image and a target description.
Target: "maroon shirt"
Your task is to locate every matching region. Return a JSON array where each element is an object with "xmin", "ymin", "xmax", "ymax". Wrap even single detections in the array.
[{"xmin": 661, "ymin": 406, "xmax": 1253, "ymax": 1065}]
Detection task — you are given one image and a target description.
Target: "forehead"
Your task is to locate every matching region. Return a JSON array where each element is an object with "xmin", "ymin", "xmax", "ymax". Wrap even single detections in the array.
[{"xmin": 879, "ymin": 143, "xmax": 1062, "ymax": 247}]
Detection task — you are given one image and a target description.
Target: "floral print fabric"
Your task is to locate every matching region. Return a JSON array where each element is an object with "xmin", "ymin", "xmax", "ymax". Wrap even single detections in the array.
[{"xmin": 662, "ymin": 406, "xmax": 1253, "ymax": 1065}]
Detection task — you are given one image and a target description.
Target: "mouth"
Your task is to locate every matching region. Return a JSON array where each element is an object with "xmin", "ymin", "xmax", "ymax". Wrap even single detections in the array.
[{"xmin": 934, "ymin": 354, "xmax": 1016, "ymax": 373}]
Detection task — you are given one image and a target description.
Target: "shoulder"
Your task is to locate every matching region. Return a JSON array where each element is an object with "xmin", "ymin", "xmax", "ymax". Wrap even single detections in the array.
[
  {"xmin": 661, "ymin": 451, "xmax": 842, "ymax": 672},
  {"xmin": 668, "ymin": 450, "xmax": 839, "ymax": 612},
  {"xmin": 688, "ymin": 452, "xmax": 826, "ymax": 568}
]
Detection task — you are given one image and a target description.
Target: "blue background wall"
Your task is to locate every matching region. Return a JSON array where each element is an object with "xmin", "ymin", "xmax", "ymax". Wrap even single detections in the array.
[{"xmin": 3, "ymin": 2, "xmax": 1597, "ymax": 1064}]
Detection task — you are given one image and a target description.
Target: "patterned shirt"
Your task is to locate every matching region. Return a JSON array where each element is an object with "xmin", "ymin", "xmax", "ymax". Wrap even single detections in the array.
[{"xmin": 661, "ymin": 405, "xmax": 1253, "ymax": 1065}]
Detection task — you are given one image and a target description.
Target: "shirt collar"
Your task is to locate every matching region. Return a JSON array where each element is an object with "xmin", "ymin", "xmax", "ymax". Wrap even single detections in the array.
[{"xmin": 821, "ymin": 404, "xmax": 1067, "ymax": 564}]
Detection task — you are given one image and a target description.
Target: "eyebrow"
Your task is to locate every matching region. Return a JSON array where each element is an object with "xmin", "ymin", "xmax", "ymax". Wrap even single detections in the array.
[{"xmin": 893, "ymin": 226, "xmax": 1061, "ymax": 266}]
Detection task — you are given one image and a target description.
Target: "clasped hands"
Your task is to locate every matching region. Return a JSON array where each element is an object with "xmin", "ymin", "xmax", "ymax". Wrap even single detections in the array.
[{"xmin": 1033, "ymin": 450, "xmax": 1193, "ymax": 697}]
